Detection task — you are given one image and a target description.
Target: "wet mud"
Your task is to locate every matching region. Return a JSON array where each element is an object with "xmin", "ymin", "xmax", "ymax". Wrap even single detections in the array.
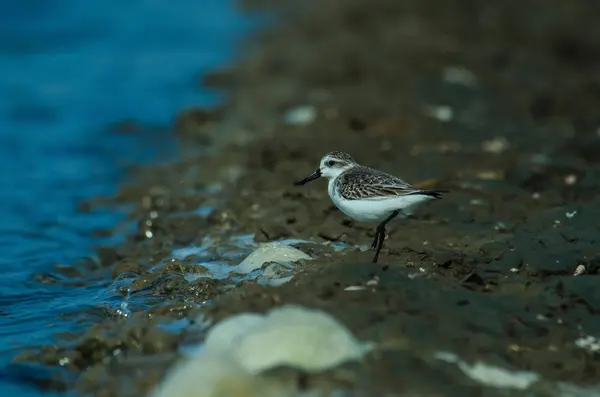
[{"xmin": 13, "ymin": 0, "xmax": 600, "ymax": 396}]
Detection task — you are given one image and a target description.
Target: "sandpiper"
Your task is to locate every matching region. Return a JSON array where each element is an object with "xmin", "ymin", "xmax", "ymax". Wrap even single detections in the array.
[{"xmin": 294, "ymin": 151, "xmax": 447, "ymax": 263}]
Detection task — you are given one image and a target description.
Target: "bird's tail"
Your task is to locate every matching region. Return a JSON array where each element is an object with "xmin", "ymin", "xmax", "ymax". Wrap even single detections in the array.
[{"xmin": 410, "ymin": 189, "xmax": 448, "ymax": 199}]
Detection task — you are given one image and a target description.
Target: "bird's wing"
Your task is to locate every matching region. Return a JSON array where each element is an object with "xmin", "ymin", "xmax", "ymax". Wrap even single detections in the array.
[{"xmin": 337, "ymin": 167, "xmax": 421, "ymax": 200}]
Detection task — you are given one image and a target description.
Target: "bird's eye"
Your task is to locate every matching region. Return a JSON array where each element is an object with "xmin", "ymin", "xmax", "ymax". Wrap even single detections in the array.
[{"xmin": 326, "ymin": 160, "xmax": 336, "ymax": 167}]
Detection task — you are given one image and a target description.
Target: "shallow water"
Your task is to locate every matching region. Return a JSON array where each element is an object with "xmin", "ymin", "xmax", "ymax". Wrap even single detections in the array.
[{"xmin": 0, "ymin": 1, "xmax": 252, "ymax": 395}]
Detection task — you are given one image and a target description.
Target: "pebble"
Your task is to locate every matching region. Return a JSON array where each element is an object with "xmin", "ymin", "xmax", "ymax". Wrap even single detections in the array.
[{"xmin": 283, "ymin": 105, "xmax": 317, "ymax": 125}]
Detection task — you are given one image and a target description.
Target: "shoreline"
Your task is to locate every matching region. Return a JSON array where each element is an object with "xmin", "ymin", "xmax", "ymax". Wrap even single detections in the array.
[{"xmin": 17, "ymin": 0, "xmax": 600, "ymax": 396}]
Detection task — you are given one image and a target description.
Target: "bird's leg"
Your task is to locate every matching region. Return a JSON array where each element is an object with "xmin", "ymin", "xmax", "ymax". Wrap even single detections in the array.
[
  {"xmin": 372, "ymin": 210, "xmax": 400, "ymax": 263},
  {"xmin": 370, "ymin": 221, "xmax": 387, "ymax": 250},
  {"xmin": 370, "ymin": 229, "xmax": 381, "ymax": 250}
]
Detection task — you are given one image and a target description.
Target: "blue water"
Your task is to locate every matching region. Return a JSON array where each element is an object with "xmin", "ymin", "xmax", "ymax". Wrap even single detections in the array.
[{"xmin": 0, "ymin": 1, "xmax": 254, "ymax": 395}]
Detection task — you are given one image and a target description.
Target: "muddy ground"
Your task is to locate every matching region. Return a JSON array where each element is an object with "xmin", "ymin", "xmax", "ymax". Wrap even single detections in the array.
[{"xmin": 13, "ymin": 0, "xmax": 600, "ymax": 396}]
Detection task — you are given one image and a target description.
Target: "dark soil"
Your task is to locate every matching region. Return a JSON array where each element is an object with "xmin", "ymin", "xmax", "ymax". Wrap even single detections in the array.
[{"xmin": 14, "ymin": 0, "xmax": 600, "ymax": 396}]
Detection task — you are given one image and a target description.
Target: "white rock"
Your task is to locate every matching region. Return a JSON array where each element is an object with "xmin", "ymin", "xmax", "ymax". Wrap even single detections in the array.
[
  {"xmin": 435, "ymin": 351, "xmax": 539, "ymax": 390},
  {"xmin": 204, "ymin": 313, "xmax": 265, "ymax": 354},
  {"xmin": 152, "ymin": 305, "xmax": 372, "ymax": 397},
  {"xmin": 283, "ymin": 105, "xmax": 317, "ymax": 125},
  {"xmin": 458, "ymin": 361, "xmax": 539, "ymax": 390},
  {"xmin": 148, "ymin": 352, "xmax": 296, "ymax": 397},
  {"xmin": 235, "ymin": 242, "xmax": 311, "ymax": 274},
  {"xmin": 231, "ymin": 305, "xmax": 373, "ymax": 373}
]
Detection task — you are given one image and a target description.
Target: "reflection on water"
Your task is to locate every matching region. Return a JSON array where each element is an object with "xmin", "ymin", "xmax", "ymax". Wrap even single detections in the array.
[{"xmin": 0, "ymin": 0, "xmax": 252, "ymax": 395}]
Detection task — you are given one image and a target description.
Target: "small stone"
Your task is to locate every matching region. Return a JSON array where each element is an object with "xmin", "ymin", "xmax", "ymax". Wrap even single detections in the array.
[
  {"xmin": 442, "ymin": 66, "xmax": 478, "ymax": 86},
  {"xmin": 482, "ymin": 137, "xmax": 510, "ymax": 154},
  {"xmin": 283, "ymin": 105, "xmax": 317, "ymax": 125},
  {"xmin": 344, "ymin": 286, "xmax": 367, "ymax": 291},
  {"xmin": 424, "ymin": 105, "xmax": 454, "ymax": 122},
  {"xmin": 565, "ymin": 210, "xmax": 577, "ymax": 219},
  {"xmin": 564, "ymin": 174, "xmax": 577, "ymax": 185}
]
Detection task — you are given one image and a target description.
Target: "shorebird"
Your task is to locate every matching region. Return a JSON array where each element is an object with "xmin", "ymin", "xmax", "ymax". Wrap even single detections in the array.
[{"xmin": 294, "ymin": 151, "xmax": 446, "ymax": 263}]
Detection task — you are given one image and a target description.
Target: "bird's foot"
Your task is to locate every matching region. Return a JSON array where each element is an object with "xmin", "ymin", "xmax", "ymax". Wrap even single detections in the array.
[{"xmin": 370, "ymin": 233, "xmax": 379, "ymax": 251}]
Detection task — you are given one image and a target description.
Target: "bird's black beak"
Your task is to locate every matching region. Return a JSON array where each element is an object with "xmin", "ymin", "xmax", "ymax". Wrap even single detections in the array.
[{"xmin": 294, "ymin": 169, "xmax": 321, "ymax": 185}]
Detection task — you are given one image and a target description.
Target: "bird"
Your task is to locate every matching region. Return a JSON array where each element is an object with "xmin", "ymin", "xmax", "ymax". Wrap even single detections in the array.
[{"xmin": 294, "ymin": 151, "xmax": 447, "ymax": 263}]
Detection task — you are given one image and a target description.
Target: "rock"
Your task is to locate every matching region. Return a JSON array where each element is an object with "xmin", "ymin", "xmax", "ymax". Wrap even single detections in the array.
[
  {"xmin": 235, "ymin": 242, "xmax": 312, "ymax": 274},
  {"xmin": 148, "ymin": 352, "xmax": 295, "ymax": 397},
  {"xmin": 231, "ymin": 305, "xmax": 373, "ymax": 374},
  {"xmin": 204, "ymin": 313, "xmax": 265, "ymax": 354},
  {"xmin": 149, "ymin": 305, "xmax": 372, "ymax": 397}
]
